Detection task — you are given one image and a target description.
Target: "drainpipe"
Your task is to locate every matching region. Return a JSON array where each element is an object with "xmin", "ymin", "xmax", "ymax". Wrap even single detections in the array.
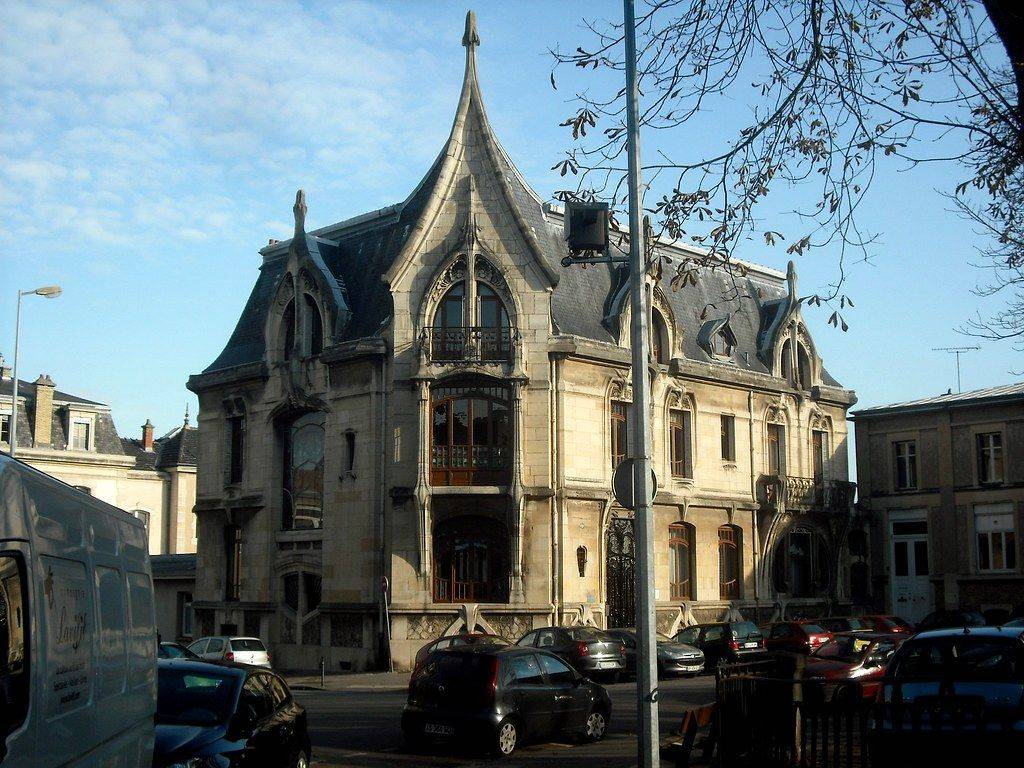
[
  {"xmin": 550, "ymin": 355, "xmax": 561, "ymax": 622},
  {"xmin": 748, "ymin": 391, "xmax": 761, "ymax": 602},
  {"xmin": 377, "ymin": 352, "xmax": 390, "ymax": 670}
]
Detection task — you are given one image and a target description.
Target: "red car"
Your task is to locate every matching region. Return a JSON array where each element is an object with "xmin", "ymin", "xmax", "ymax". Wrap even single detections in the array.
[
  {"xmin": 412, "ymin": 632, "xmax": 508, "ymax": 670},
  {"xmin": 860, "ymin": 615, "xmax": 914, "ymax": 634},
  {"xmin": 763, "ymin": 621, "xmax": 834, "ymax": 654},
  {"xmin": 802, "ymin": 631, "xmax": 903, "ymax": 699}
]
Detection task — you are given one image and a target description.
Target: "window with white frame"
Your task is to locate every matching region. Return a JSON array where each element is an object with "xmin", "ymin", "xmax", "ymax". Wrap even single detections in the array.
[
  {"xmin": 976, "ymin": 504, "xmax": 1016, "ymax": 572},
  {"xmin": 0, "ymin": 414, "xmax": 9, "ymax": 445},
  {"xmin": 976, "ymin": 432, "xmax": 1004, "ymax": 485},
  {"xmin": 71, "ymin": 420, "xmax": 91, "ymax": 451},
  {"xmin": 893, "ymin": 440, "xmax": 917, "ymax": 490}
]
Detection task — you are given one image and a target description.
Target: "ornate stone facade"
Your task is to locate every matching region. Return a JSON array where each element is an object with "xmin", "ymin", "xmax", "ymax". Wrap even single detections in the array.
[{"xmin": 187, "ymin": 12, "xmax": 858, "ymax": 671}]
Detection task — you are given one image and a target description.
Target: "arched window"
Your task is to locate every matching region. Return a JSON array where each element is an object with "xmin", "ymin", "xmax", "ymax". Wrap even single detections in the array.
[
  {"xmin": 431, "ymin": 279, "xmax": 511, "ymax": 361},
  {"xmin": 281, "ymin": 300, "xmax": 296, "ymax": 361},
  {"xmin": 773, "ymin": 526, "xmax": 830, "ymax": 597},
  {"xmin": 652, "ymin": 310, "xmax": 670, "ymax": 364},
  {"xmin": 780, "ymin": 339, "xmax": 793, "ymax": 383},
  {"xmin": 669, "ymin": 522, "xmax": 696, "ymax": 600},
  {"xmin": 282, "ymin": 412, "xmax": 325, "ymax": 530},
  {"xmin": 797, "ymin": 344, "xmax": 812, "ymax": 390},
  {"xmin": 718, "ymin": 525, "xmax": 742, "ymax": 600},
  {"xmin": 433, "ymin": 515, "xmax": 508, "ymax": 603},
  {"xmin": 431, "ymin": 383, "xmax": 511, "ymax": 486},
  {"xmin": 303, "ymin": 294, "xmax": 323, "ymax": 356}
]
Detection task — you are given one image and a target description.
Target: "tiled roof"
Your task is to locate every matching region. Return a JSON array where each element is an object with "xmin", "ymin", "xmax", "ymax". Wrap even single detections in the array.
[
  {"xmin": 121, "ymin": 437, "xmax": 159, "ymax": 471},
  {"xmin": 155, "ymin": 425, "xmax": 199, "ymax": 468},
  {"xmin": 150, "ymin": 553, "xmax": 196, "ymax": 579},
  {"xmin": 852, "ymin": 382, "xmax": 1024, "ymax": 417},
  {"xmin": 0, "ymin": 378, "xmax": 105, "ymax": 406}
]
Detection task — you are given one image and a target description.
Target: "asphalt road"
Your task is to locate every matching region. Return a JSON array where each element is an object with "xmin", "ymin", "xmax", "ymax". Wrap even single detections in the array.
[{"xmin": 296, "ymin": 674, "xmax": 716, "ymax": 767}]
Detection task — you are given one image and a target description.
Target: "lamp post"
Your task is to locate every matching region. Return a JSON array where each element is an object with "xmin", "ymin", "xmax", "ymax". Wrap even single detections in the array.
[{"xmin": 9, "ymin": 285, "xmax": 62, "ymax": 458}]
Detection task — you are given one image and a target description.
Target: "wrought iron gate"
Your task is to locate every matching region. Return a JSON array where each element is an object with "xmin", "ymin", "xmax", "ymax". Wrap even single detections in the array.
[{"xmin": 605, "ymin": 516, "xmax": 636, "ymax": 628}]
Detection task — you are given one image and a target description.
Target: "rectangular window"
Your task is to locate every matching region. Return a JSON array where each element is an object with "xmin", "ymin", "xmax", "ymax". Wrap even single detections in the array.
[
  {"xmin": 611, "ymin": 401, "xmax": 629, "ymax": 470},
  {"xmin": 228, "ymin": 415, "xmax": 244, "ymax": 484},
  {"xmin": 71, "ymin": 421, "xmax": 91, "ymax": 451},
  {"xmin": 893, "ymin": 440, "xmax": 917, "ymax": 490},
  {"xmin": 976, "ymin": 504, "xmax": 1016, "ymax": 572},
  {"xmin": 767, "ymin": 423, "xmax": 786, "ymax": 475},
  {"xmin": 0, "ymin": 415, "xmax": 10, "ymax": 445},
  {"xmin": 224, "ymin": 525, "xmax": 242, "ymax": 602},
  {"xmin": 720, "ymin": 414, "xmax": 736, "ymax": 462},
  {"xmin": 0, "ymin": 554, "xmax": 29, "ymax": 736},
  {"xmin": 977, "ymin": 432, "xmax": 1004, "ymax": 485},
  {"xmin": 178, "ymin": 591, "xmax": 194, "ymax": 637},
  {"xmin": 812, "ymin": 430, "xmax": 828, "ymax": 480},
  {"xmin": 670, "ymin": 410, "xmax": 693, "ymax": 478}
]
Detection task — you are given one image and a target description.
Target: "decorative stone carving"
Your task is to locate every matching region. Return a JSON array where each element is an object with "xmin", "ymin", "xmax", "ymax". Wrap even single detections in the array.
[
  {"xmin": 486, "ymin": 614, "xmax": 532, "ymax": 642},
  {"xmin": 609, "ymin": 376, "xmax": 632, "ymax": 402},
  {"xmin": 406, "ymin": 614, "xmax": 453, "ymax": 641},
  {"xmin": 330, "ymin": 614, "xmax": 363, "ymax": 648}
]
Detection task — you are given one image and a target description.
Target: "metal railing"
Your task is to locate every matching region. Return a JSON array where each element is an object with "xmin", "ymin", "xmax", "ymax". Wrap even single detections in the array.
[
  {"xmin": 760, "ymin": 475, "xmax": 855, "ymax": 513},
  {"xmin": 424, "ymin": 326, "xmax": 513, "ymax": 363}
]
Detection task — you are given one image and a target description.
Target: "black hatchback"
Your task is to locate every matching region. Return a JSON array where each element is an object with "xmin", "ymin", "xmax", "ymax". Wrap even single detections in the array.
[
  {"xmin": 155, "ymin": 659, "xmax": 311, "ymax": 768},
  {"xmin": 673, "ymin": 621, "xmax": 766, "ymax": 670},
  {"xmin": 402, "ymin": 646, "xmax": 612, "ymax": 756}
]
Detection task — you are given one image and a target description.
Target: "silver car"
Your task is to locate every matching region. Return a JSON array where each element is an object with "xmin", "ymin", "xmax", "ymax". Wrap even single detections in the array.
[{"xmin": 187, "ymin": 636, "xmax": 272, "ymax": 668}]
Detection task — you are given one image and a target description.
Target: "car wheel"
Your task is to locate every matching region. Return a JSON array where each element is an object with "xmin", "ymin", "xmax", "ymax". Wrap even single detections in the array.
[
  {"xmin": 494, "ymin": 718, "xmax": 518, "ymax": 757},
  {"xmin": 294, "ymin": 750, "xmax": 310, "ymax": 768},
  {"xmin": 582, "ymin": 708, "xmax": 608, "ymax": 742}
]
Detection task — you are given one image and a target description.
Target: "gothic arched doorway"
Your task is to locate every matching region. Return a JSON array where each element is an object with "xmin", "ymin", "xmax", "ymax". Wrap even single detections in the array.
[{"xmin": 606, "ymin": 516, "xmax": 636, "ymax": 628}]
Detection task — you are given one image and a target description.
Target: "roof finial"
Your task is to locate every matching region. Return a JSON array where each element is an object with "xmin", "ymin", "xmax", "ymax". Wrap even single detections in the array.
[
  {"xmin": 183, "ymin": 402, "xmax": 190, "ymax": 427},
  {"xmin": 462, "ymin": 10, "xmax": 480, "ymax": 50},
  {"xmin": 786, "ymin": 260, "xmax": 798, "ymax": 303},
  {"xmin": 293, "ymin": 189, "xmax": 307, "ymax": 238}
]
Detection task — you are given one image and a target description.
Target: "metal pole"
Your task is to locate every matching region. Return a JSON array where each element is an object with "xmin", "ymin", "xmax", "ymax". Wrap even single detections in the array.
[
  {"xmin": 10, "ymin": 291, "xmax": 24, "ymax": 458},
  {"xmin": 955, "ymin": 351, "xmax": 962, "ymax": 393},
  {"xmin": 623, "ymin": 2, "xmax": 659, "ymax": 765}
]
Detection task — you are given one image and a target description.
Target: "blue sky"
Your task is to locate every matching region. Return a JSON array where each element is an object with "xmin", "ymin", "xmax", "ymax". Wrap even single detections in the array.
[{"xmin": 0, "ymin": 0, "xmax": 1017, "ymax": 445}]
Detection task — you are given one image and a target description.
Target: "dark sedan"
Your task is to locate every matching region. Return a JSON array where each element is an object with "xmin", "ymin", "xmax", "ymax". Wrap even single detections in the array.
[
  {"xmin": 605, "ymin": 628, "xmax": 704, "ymax": 677},
  {"xmin": 516, "ymin": 626, "xmax": 626, "ymax": 680},
  {"xmin": 155, "ymin": 659, "xmax": 311, "ymax": 768},
  {"xmin": 402, "ymin": 645, "xmax": 612, "ymax": 756}
]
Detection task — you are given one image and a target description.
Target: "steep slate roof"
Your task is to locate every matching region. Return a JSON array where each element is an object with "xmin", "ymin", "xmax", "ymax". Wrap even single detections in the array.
[
  {"xmin": 155, "ymin": 425, "xmax": 199, "ymax": 469},
  {"xmin": 121, "ymin": 437, "xmax": 159, "ymax": 470},
  {"xmin": 202, "ymin": 11, "xmax": 840, "ymax": 389},
  {"xmin": 0, "ymin": 378, "xmax": 105, "ymax": 406},
  {"xmin": 150, "ymin": 553, "xmax": 197, "ymax": 580},
  {"xmin": 852, "ymin": 381, "xmax": 1024, "ymax": 417}
]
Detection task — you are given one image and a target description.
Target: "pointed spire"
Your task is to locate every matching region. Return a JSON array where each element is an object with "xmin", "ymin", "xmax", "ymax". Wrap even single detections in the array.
[
  {"xmin": 183, "ymin": 403, "xmax": 190, "ymax": 427},
  {"xmin": 462, "ymin": 10, "xmax": 480, "ymax": 50},
  {"xmin": 293, "ymin": 189, "xmax": 307, "ymax": 239},
  {"xmin": 786, "ymin": 259, "xmax": 798, "ymax": 304}
]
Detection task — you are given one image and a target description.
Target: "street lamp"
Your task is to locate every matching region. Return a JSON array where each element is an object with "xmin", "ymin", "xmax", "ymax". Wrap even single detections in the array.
[{"xmin": 9, "ymin": 285, "xmax": 62, "ymax": 458}]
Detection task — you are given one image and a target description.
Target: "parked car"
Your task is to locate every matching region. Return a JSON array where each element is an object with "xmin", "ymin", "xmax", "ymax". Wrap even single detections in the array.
[
  {"xmin": 189, "ymin": 636, "xmax": 272, "ymax": 668},
  {"xmin": 159, "ymin": 641, "xmax": 200, "ymax": 660},
  {"xmin": 673, "ymin": 621, "xmax": 766, "ymax": 671},
  {"xmin": 818, "ymin": 616, "xmax": 875, "ymax": 633},
  {"xmin": 802, "ymin": 631, "xmax": 904, "ymax": 700},
  {"xmin": 915, "ymin": 609, "xmax": 986, "ymax": 631},
  {"xmin": 516, "ymin": 626, "xmax": 626, "ymax": 680},
  {"xmin": 154, "ymin": 658, "xmax": 311, "ymax": 768},
  {"xmin": 605, "ymin": 628, "xmax": 704, "ymax": 677},
  {"xmin": 401, "ymin": 645, "xmax": 612, "ymax": 756},
  {"xmin": 860, "ymin": 615, "xmax": 915, "ymax": 634},
  {"xmin": 872, "ymin": 626, "xmax": 1024, "ymax": 760},
  {"xmin": 1003, "ymin": 617, "xmax": 1024, "ymax": 628},
  {"xmin": 0, "ymin": 454, "xmax": 156, "ymax": 766},
  {"xmin": 414, "ymin": 632, "xmax": 508, "ymax": 670},
  {"xmin": 762, "ymin": 621, "xmax": 833, "ymax": 654}
]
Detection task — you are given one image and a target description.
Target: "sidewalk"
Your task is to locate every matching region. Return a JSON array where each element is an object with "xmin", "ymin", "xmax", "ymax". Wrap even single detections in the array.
[{"xmin": 284, "ymin": 670, "xmax": 410, "ymax": 692}]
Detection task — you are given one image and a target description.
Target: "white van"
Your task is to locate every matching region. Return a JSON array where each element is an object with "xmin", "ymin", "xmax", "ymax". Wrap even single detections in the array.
[{"xmin": 0, "ymin": 453, "xmax": 156, "ymax": 766}]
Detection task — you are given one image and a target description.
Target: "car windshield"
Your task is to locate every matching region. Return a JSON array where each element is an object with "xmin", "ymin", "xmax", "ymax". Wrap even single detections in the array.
[
  {"xmin": 813, "ymin": 635, "xmax": 873, "ymax": 663},
  {"xmin": 159, "ymin": 644, "xmax": 193, "ymax": 659},
  {"xmin": 801, "ymin": 624, "xmax": 826, "ymax": 633},
  {"xmin": 730, "ymin": 622, "xmax": 762, "ymax": 639},
  {"xmin": 230, "ymin": 639, "xmax": 266, "ymax": 652},
  {"xmin": 845, "ymin": 618, "xmax": 870, "ymax": 630},
  {"xmin": 566, "ymin": 627, "xmax": 614, "ymax": 642},
  {"xmin": 157, "ymin": 668, "xmax": 239, "ymax": 726}
]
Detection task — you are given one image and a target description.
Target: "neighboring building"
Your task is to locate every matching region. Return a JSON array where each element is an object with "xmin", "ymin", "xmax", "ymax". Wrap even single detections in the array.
[
  {"xmin": 0, "ymin": 358, "xmax": 199, "ymax": 557},
  {"xmin": 853, "ymin": 383, "xmax": 1024, "ymax": 624},
  {"xmin": 152, "ymin": 553, "xmax": 198, "ymax": 644},
  {"xmin": 186, "ymin": 12, "xmax": 859, "ymax": 672}
]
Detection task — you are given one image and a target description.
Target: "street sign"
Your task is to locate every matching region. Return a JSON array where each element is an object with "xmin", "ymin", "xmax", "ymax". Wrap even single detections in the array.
[{"xmin": 612, "ymin": 458, "xmax": 658, "ymax": 509}]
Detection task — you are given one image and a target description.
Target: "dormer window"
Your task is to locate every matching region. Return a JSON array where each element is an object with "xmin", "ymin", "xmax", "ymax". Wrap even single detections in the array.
[
  {"xmin": 281, "ymin": 300, "xmax": 296, "ymax": 362},
  {"xmin": 698, "ymin": 316, "xmax": 736, "ymax": 360},
  {"xmin": 280, "ymin": 294, "xmax": 324, "ymax": 361},
  {"xmin": 712, "ymin": 330, "xmax": 733, "ymax": 358},
  {"xmin": 797, "ymin": 343, "xmax": 812, "ymax": 390},
  {"xmin": 71, "ymin": 419, "xmax": 91, "ymax": 451},
  {"xmin": 429, "ymin": 275, "xmax": 512, "ymax": 362},
  {"xmin": 652, "ymin": 310, "xmax": 670, "ymax": 364}
]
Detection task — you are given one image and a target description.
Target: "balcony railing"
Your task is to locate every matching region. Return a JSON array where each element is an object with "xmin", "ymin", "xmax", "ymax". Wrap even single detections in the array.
[
  {"xmin": 431, "ymin": 445, "xmax": 509, "ymax": 486},
  {"xmin": 425, "ymin": 326, "xmax": 513, "ymax": 363},
  {"xmin": 759, "ymin": 474, "xmax": 855, "ymax": 513}
]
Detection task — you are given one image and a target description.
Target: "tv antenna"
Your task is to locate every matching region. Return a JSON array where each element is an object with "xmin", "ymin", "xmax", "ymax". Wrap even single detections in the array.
[{"xmin": 932, "ymin": 346, "xmax": 979, "ymax": 393}]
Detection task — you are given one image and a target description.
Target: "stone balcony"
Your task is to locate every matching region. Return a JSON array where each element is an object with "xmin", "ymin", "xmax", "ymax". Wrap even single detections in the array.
[
  {"xmin": 758, "ymin": 474, "xmax": 855, "ymax": 514},
  {"xmin": 422, "ymin": 325, "xmax": 514, "ymax": 364}
]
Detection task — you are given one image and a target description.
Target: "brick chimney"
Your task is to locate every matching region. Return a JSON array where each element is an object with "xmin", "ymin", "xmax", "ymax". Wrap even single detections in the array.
[
  {"xmin": 142, "ymin": 419, "xmax": 155, "ymax": 451},
  {"xmin": 32, "ymin": 374, "xmax": 55, "ymax": 448}
]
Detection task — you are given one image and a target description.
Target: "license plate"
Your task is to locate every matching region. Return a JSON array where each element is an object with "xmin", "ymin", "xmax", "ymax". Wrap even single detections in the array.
[
  {"xmin": 744, "ymin": 642, "xmax": 758, "ymax": 648},
  {"xmin": 424, "ymin": 723, "xmax": 454, "ymax": 736},
  {"xmin": 598, "ymin": 661, "xmax": 618, "ymax": 669}
]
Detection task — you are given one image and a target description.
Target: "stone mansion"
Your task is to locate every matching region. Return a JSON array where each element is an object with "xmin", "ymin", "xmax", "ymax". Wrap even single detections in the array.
[{"xmin": 187, "ymin": 12, "xmax": 860, "ymax": 671}]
